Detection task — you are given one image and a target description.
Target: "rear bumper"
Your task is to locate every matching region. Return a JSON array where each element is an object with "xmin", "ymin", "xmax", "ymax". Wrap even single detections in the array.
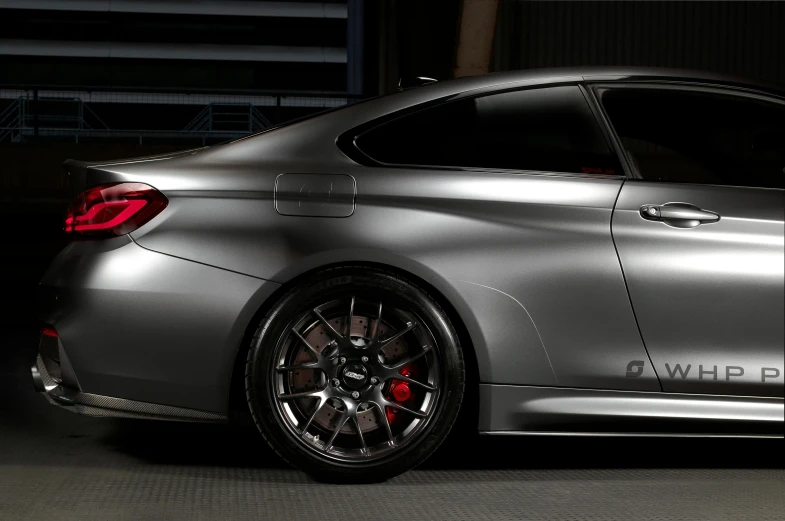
[
  {"xmin": 32, "ymin": 353, "xmax": 226, "ymax": 422},
  {"xmin": 37, "ymin": 236, "xmax": 281, "ymax": 415}
]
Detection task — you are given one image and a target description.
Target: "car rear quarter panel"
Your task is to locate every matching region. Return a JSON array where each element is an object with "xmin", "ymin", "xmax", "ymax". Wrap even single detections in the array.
[
  {"xmin": 39, "ymin": 237, "xmax": 281, "ymax": 413},
  {"xmin": 120, "ymin": 136, "xmax": 656, "ymax": 392}
]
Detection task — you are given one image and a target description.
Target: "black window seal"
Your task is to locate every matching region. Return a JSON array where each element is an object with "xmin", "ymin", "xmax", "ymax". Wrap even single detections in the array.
[
  {"xmin": 336, "ymin": 81, "xmax": 627, "ymax": 180},
  {"xmin": 588, "ymin": 81, "xmax": 785, "ymax": 191},
  {"xmin": 580, "ymin": 83, "xmax": 640, "ymax": 181}
]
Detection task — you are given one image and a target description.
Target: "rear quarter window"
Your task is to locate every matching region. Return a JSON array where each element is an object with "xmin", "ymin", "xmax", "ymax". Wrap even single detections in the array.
[{"xmin": 355, "ymin": 85, "xmax": 621, "ymax": 175}]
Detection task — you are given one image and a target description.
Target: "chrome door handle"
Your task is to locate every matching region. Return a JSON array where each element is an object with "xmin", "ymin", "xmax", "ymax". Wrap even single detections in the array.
[{"xmin": 640, "ymin": 203, "xmax": 720, "ymax": 228}]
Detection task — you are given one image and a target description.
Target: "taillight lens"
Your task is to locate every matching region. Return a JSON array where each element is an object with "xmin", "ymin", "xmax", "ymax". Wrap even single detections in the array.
[
  {"xmin": 41, "ymin": 326, "xmax": 59, "ymax": 338},
  {"xmin": 64, "ymin": 183, "xmax": 168, "ymax": 237}
]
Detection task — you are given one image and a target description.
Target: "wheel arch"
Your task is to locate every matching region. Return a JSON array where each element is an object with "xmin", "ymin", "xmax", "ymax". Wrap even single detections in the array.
[{"xmin": 227, "ymin": 255, "xmax": 483, "ymax": 431}]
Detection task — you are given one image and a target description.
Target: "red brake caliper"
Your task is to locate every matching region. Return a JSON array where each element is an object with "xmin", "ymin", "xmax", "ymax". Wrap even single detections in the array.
[{"xmin": 386, "ymin": 365, "xmax": 416, "ymax": 424}]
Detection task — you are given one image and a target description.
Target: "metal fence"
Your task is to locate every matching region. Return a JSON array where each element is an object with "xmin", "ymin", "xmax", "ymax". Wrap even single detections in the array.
[{"xmin": 0, "ymin": 86, "xmax": 360, "ymax": 144}]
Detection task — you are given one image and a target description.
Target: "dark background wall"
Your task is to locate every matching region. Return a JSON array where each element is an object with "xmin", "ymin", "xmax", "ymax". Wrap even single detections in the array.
[
  {"xmin": 493, "ymin": 0, "xmax": 784, "ymax": 87},
  {"xmin": 0, "ymin": 5, "xmax": 350, "ymax": 91}
]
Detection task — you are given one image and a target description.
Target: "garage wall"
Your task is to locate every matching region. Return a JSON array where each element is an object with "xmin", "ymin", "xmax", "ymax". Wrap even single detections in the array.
[{"xmin": 494, "ymin": 0, "xmax": 785, "ymax": 87}]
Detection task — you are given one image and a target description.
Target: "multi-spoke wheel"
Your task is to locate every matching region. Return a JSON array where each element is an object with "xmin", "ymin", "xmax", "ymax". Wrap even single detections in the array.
[{"xmin": 246, "ymin": 268, "xmax": 465, "ymax": 482}]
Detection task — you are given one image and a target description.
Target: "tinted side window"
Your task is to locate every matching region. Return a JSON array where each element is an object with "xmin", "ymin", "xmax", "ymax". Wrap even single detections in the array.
[
  {"xmin": 355, "ymin": 86, "xmax": 620, "ymax": 175},
  {"xmin": 601, "ymin": 88, "xmax": 785, "ymax": 189}
]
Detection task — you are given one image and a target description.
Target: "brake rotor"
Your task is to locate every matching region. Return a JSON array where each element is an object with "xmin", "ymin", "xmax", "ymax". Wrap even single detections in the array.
[{"xmin": 289, "ymin": 314, "xmax": 411, "ymax": 435}]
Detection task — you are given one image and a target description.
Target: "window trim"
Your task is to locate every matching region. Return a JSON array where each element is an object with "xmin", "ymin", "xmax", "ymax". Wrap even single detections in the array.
[
  {"xmin": 336, "ymin": 81, "xmax": 628, "ymax": 180},
  {"xmin": 589, "ymin": 81, "xmax": 785, "ymax": 190}
]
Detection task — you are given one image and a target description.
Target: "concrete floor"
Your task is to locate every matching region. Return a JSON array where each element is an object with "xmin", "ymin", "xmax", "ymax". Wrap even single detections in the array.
[{"xmin": 1, "ymin": 328, "xmax": 783, "ymax": 521}]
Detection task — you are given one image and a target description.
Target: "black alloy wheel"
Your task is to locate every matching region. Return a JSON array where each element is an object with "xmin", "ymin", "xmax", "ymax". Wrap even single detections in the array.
[{"xmin": 246, "ymin": 267, "xmax": 465, "ymax": 482}]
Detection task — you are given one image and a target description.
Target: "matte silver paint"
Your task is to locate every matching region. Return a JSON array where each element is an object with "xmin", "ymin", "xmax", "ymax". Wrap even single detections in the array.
[
  {"xmin": 39, "ymin": 236, "xmax": 280, "ymax": 412},
  {"xmin": 613, "ymin": 181, "xmax": 784, "ymax": 397},
  {"xmin": 479, "ymin": 384, "xmax": 784, "ymax": 435},
  {"xmin": 130, "ymin": 169, "xmax": 655, "ymax": 392},
  {"xmin": 38, "ymin": 68, "xmax": 784, "ymax": 433}
]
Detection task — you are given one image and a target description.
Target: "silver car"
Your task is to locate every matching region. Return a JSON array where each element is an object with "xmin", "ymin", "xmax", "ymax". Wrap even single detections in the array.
[{"xmin": 33, "ymin": 68, "xmax": 784, "ymax": 482}]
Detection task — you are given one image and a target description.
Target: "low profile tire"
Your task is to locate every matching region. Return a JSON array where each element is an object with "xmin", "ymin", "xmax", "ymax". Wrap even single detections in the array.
[{"xmin": 245, "ymin": 267, "xmax": 465, "ymax": 483}]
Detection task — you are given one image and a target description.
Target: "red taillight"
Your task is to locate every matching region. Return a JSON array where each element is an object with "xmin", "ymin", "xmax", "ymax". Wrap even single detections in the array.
[
  {"xmin": 41, "ymin": 326, "xmax": 58, "ymax": 338},
  {"xmin": 64, "ymin": 183, "xmax": 168, "ymax": 237}
]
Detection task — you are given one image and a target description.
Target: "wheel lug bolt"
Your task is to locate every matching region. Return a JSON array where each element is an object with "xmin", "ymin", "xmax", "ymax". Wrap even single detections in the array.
[
  {"xmin": 331, "ymin": 378, "xmax": 340, "ymax": 387},
  {"xmin": 351, "ymin": 391, "xmax": 360, "ymax": 399},
  {"xmin": 370, "ymin": 377, "xmax": 380, "ymax": 385},
  {"xmin": 339, "ymin": 357, "xmax": 346, "ymax": 364},
  {"xmin": 361, "ymin": 356, "xmax": 369, "ymax": 363}
]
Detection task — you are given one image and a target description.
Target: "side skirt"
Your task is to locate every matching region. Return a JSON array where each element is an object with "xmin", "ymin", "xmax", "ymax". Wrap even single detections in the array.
[{"xmin": 479, "ymin": 384, "xmax": 784, "ymax": 438}]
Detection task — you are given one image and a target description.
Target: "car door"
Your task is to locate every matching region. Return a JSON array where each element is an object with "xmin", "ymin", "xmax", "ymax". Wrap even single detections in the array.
[{"xmin": 596, "ymin": 84, "xmax": 785, "ymax": 397}]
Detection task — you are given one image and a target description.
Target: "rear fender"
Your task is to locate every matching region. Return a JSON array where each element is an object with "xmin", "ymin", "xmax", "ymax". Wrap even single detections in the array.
[{"xmin": 266, "ymin": 249, "xmax": 557, "ymax": 387}]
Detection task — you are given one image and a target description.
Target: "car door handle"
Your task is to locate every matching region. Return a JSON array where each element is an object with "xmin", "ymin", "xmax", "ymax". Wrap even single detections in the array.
[{"xmin": 639, "ymin": 203, "xmax": 720, "ymax": 228}]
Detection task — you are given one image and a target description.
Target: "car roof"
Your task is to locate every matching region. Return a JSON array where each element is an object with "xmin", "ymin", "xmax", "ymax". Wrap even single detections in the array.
[
  {"xmin": 304, "ymin": 67, "xmax": 782, "ymax": 135},
  {"xmin": 226, "ymin": 67, "xmax": 783, "ymax": 150},
  {"xmin": 408, "ymin": 66, "xmax": 784, "ymax": 98}
]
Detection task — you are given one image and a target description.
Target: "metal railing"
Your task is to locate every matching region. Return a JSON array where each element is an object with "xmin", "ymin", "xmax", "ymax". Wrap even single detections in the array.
[
  {"xmin": 0, "ymin": 95, "xmax": 110, "ymax": 143},
  {"xmin": 182, "ymin": 103, "xmax": 272, "ymax": 133},
  {"xmin": 0, "ymin": 85, "xmax": 362, "ymax": 144}
]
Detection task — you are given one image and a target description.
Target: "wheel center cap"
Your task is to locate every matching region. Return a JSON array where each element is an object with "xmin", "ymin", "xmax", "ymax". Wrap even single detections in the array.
[{"xmin": 341, "ymin": 363, "xmax": 368, "ymax": 390}]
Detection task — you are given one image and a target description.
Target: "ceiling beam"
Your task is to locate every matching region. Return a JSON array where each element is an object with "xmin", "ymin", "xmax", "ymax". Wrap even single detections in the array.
[
  {"xmin": 0, "ymin": 39, "xmax": 346, "ymax": 63},
  {"xmin": 0, "ymin": 0, "xmax": 347, "ymax": 19}
]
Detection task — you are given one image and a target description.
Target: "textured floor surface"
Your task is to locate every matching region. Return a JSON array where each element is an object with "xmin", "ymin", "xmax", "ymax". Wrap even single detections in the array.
[{"xmin": 1, "ymin": 328, "xmax": 783, "ymax": 521}]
